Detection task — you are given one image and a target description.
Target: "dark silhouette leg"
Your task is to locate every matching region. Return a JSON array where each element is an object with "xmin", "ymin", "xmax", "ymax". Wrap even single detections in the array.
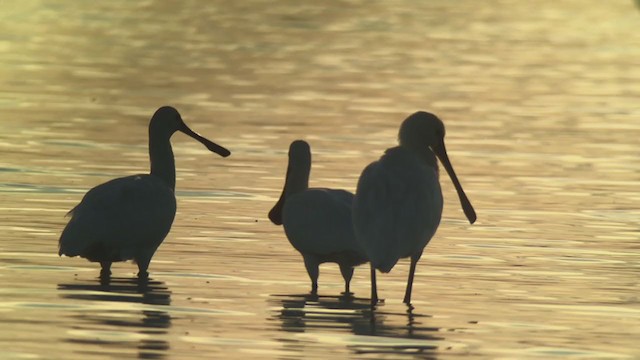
[
  {"xmin": 100, "ymin": 261, "xmax": 112, "ymax": 279},
  {"xmin": 136, "ymin": 274, "xmax": 150, "ymax": 288},
  {"xmin": 370, "ymin": 264, "xmax": 378, "ymax": 306},
  {"xmin": 303, "ymin": 256, "xmax": 319, "ymax": 294},
  {"xmin": 339, "ymin": 264, "xmax": 354, "ymax": 294},
  {"xmin": 135, "ymin": 246, "xmax": 159, "ymax": 279},
  {"xmin": 134, "ymin": 249, "xmax": 156, "ymax": 279},
  {"xmin": 403, "ymin": 255, "xmax": 420, "ymax": 305},
  {"xmin": 136, "ymin": 254, "xmax": 152, "ymax": 279},
  {"xmin": 137, "ymin": 270, "xmax": 149, "ymax": 279}
]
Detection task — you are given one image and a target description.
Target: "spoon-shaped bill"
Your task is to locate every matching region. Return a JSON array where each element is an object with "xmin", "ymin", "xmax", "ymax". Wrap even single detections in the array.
[
  {"xmin": 180, "ymin": 123, "xmax": 231, "ymax": 157},
  {"xmin": 433, "ymin": 141, "xmax": 476, "ymax": 224},
  {"xmin": 268, "ymin": 163, "xmax": 290, "ymax": 225}
]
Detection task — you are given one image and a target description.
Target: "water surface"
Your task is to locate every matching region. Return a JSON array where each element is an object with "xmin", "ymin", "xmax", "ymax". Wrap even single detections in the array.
[{"xmin": 1, "ymin": 1, "xmax": 639, "ymax": 358}]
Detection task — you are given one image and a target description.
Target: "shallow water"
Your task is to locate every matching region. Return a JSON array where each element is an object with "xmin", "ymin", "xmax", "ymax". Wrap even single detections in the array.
[{"xmin": 1, "ymin": 0, "xmax": 639, "ymax": 359}]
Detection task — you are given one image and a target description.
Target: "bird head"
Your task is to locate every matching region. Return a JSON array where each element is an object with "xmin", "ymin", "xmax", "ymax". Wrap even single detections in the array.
[{"xmin": 149, "ymin": 106, "xmax": 230, "ymax": 157}]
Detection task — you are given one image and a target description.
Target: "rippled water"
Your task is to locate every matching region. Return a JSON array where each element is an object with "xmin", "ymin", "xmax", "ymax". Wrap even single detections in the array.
[{"xmin": 1, "ymin": 0, "xmax": 639, "ymax": 359}]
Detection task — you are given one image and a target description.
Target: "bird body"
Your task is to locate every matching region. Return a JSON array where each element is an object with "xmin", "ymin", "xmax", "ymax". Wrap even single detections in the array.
[
  {"xmin": 354, "ymin": 146, "xmax": 443, "ymax": 273},
  {"xmin": 60, "ymin": 175, "xmax": 176, "ymax": 270},
  {"xmin": 269, "ymin": 140, "xmax": 367, "ymax": 294},
  {"xmin": 59, "ymin": 106, "xmax": 230, "ymax": 278},
  {"xmin": 353, "ymin": 111, "xmax": 476, "ymax": 305},
  {"xmin": 283, "ymin": 188, "xmax": 361, "ymax": 261}
]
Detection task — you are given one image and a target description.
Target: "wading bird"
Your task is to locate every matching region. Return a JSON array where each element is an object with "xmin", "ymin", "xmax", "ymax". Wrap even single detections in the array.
[
  {"xmin": 269, "ymin": 140, "xmax": 368, "ymax": 295},
  {"xmin": 352, "ymin": 111, "xmax": 476, "ymax": 306},
  {"xmin": 59, "ymin": 106, "xmax": 230, "ymax": 279}
]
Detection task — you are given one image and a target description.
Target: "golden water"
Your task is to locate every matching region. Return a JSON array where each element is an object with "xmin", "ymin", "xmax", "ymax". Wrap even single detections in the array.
[{"xmin": 1, "ymin": 1, "xmax": 639, "ymax": 358}]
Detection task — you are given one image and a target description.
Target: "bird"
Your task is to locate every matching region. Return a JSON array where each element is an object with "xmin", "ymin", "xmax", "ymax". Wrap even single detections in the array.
[
  {"xmin": 268, "ymin": 140, "xmax": 368, "ymax": 295},
  {"xmin": 59, "ymin": 106, "xmax": 230, "ymax": 279},
  {"xmin": 352, "ymin": 111, "xmax": 476, "ymax": 306}
]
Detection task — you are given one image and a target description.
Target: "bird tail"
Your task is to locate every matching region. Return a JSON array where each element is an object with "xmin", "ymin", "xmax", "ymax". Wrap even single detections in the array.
[{"xmin": 58, "ymin": 218, "xmax": 85, "ymax": 257}]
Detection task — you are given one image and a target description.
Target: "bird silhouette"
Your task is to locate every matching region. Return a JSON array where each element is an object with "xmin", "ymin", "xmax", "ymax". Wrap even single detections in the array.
[
  {"xmin": 352, "ymin": 111, "xmax": 476, "ymax": 306},
  {"xmin": 269, "ymin": 140, "xmax": 368, "ymax": 295},
  {"xmin": 59, "ymin": 106, "xmax": 230, "ymax": 279}
]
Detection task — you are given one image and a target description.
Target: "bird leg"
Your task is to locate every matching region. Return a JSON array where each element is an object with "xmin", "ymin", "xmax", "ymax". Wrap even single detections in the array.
[
  {"xmin": 136, "ymin": 258, "xmax": 151, "ymax": 279},
  {"xmin": 339, "ymin": 264, "xmax": 354, "ymax": 295},
  {"xmin": 99, "ymin": 261, "xmax": 112, "ymax": 279},
  {"xmin": 403, "ymin": 255, "xmax": 420, "ymax": 305},
  {"xmin": 135, "ymin": 251, "xmax": 154, "ymax": 279},
  {"xmin": 370, "ymin": 264, "xmax": 378, "ymax": 306},
  {"xmin": 303, "ymin": 256, "xmax": 319, "ymax": 295}
]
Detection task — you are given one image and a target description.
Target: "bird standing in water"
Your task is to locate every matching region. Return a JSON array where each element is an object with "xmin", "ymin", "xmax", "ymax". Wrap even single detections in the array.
[
  {"xmin": 352, "ymin": 111, "xmax": 476, "ymax": 306},
  {"xmin": 269, "ymin": 140, "xmax": 368, "ymax": 295},
  {"xmin": 59, "ymin": 106, "xmax": 230, "ymax": 279}
]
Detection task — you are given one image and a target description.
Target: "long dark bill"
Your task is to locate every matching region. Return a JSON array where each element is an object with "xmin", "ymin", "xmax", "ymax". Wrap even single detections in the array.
[
  {"xmin": 433, "ymin": 140, "xmax": 477, "ymax": 224},
  {"xmin": 181, "ymin": 124, "xmax": 231, "ymax": 157},
  {"xmin": 267, "ymin": 164, "xmax": 289, "ymax": 225}
]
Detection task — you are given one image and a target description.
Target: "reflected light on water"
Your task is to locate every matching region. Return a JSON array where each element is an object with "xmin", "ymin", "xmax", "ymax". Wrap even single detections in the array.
[
  {"xmin": 58, "ymin": 277, "xmax": 172, "ymax": 359},
  {"xmin": 269, "ymin": 294, "xmax": 470, "ymax": 358},
  {"xmin": 0, "ymin": 0, "xmax": 639, "ymax": 358}
]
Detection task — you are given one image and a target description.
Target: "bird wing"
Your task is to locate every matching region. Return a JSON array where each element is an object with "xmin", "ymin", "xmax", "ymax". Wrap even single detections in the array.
[{"xmin": 59, "ymin": 175, "xmax": 177, "ymax": 261}]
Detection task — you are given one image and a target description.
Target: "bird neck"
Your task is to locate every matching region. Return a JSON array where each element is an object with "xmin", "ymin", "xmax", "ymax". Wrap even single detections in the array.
[
  {"xmin": 397, "ymin": 143, "xmax": 439, "ymax": 174},
  {"xmin": 284, "ymin": 162, "xmax": 310, "ymax": 198},
  {"xmin": 149, "ymin": 133, "xmax": 176, "ymax": 190},
  {"xmin": 423, "ymin": 148, "xmax": 439, "ymax": 173}
]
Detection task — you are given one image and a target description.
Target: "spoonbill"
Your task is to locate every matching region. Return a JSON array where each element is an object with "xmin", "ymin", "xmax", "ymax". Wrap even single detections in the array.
[
  {"xmin": 268, "ymin": 140, "xmax": 368, "ymax": 295},
  {"xmin": 352, "ymin": 111, "xmax": 476, "ymax": 306},
  {"xmin": 59, "ymin": 106, "xmax": 230, "ymax": 279}
]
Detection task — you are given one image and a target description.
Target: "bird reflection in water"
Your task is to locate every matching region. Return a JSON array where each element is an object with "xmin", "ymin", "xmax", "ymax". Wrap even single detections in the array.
[
  {"xmin": 269, "ymin": 293, "xmax": 445, "ymax": 358},
  {"xmin": 58, "ymin": 277, "xmax": 171, "ymax": 359}
]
